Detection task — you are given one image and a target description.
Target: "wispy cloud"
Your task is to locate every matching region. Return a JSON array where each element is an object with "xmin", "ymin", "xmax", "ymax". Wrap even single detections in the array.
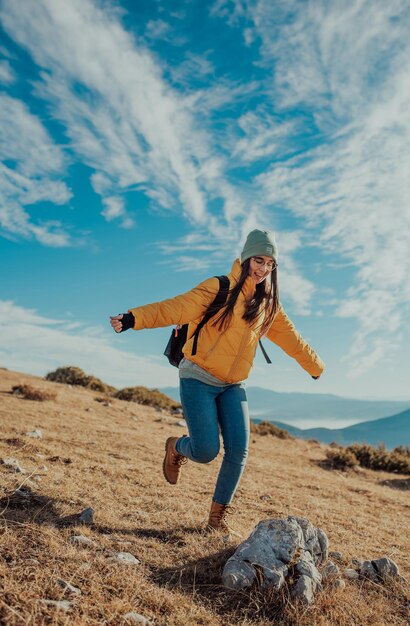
[
  {"xmin": 0, "ymin": 300, "xmax": 176, "ymax": 389},
  {"xmin": 0, "ymin": 59, "xmax": 15, "ymax": 83},
  {"xmin": 244, "ymin": 0, "xmax": 410, "ymax": 373},
  {"xmin": 0, "ymin": 0, "xmax": 241, "ymax": 231},
  {"xmin": 0, "ymin": 93, "xmax": 72, "ymax": 246}
]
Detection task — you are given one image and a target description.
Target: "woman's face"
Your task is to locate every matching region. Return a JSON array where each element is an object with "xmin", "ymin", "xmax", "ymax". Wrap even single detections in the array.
[{"xmin": 248, "ymin": 255, "xmax": 276, "ymax": 284}]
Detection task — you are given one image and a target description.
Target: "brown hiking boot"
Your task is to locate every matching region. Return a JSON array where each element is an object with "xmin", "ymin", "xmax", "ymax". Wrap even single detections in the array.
[
  {"xmin": 206, "ymin": 500, "xmax": 240, "ymax": 538},
  {"xmin": 162, "ymin": 436, "xmax": 187, "ymax": 485}
]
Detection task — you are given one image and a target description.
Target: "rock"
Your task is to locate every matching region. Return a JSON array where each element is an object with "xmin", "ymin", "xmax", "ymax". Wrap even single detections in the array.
[
  {"xmin": 124, "ymin": 612, "xmax": 152, "ymax": 624},
  {"xmin": 359, "ymin": 560, "xmax": 379, "ymax": 581},
  {"xmin": 25, "ymin": 428, "xmax": 43, "ymax": 438},
  {"xmin": 329, "ymin": 551, "xmax": 343, "ymax": 560},
  {"xmin": 2, "ymin": 457, "xmax": 27, "ymax": 473},
  {"xmin": 57, "ymin": 579, "xmax": 82, "ymax": 595},
  {"xmin": 260, "ymin": 494, "xmax": 272, "ymax": 501},
  {"xmin": 171, "ymin": 407, "xmax": 183, "ymax": 415},
  {"xmin": 78, "ymin": 507, "xmax": 94, "ymax": 524},
  {"xmin": 322, "ymin": 561, "xmax": 340, "ymax": 579},
  {"xmin": 292, "ymin": 574, "xmax": 315, "ymax": 604},
  {"xmin": 40, "ymin": 600, "xmax": 72, "ymax": 612},
  {"xmin": 359, "ymin": 557, "xmax": 400, "ymax": 582},
  {"xmin": 371, "ymin": 557, "xmax": 400, "ymax": 581},
  {"xmin": 351, "ymin": 558, "xmax": 364, "ymax": 568},
  {"xmin": 344, "ymin": 568, "xmax": 359, "ymax": 580},
  {"xmin": 71, "ymin": 535, "xmax": 94, "ymax": 547},
  {"xmin": 334, "ymin": 578, "xmax": 346, "ymax": 589},
  {"xmin": 175, "ymin": 420, "xmax": 187, "ymax": 427},
  {"xmin": 108, "ymin": 552, "xmax": 140, "ymax": 565},
  {"xmin": 222, "ymin": 516, "xmax": 327, "ymax": 604}
]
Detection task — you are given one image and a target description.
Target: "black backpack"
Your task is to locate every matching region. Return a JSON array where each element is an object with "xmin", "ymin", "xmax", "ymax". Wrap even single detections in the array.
[{"xmin": 164, "ymin": 275, "xmax": 272, "ymax": 367}]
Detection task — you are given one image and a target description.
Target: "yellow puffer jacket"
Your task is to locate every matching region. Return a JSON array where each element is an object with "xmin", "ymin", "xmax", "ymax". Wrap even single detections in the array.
[{"xmin": 128, "ymin": 259, "xmax": 325, "ymax": 383}]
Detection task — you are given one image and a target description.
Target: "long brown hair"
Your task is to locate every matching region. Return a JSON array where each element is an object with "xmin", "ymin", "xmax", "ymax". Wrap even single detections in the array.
[{"xmin": 209, "ymin": 259, "xmax": 279, "ymax": 336}]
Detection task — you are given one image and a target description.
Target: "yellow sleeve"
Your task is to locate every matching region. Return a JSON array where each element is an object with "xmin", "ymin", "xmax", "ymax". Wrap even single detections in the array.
[
  {"xmin": 266, "ymin": 305, "xmax": 325, "ymax": 377},
  {"xmin": 128, "ymin": 277, "xmax": 220, "ymax": 330}
]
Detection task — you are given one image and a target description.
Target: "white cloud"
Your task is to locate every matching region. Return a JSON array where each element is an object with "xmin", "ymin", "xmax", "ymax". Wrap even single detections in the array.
[
  {"xmin": 0, "ymin": 0, "xmax": 242, "ymax": 230},
  {"xmin": 0, "ymin": 94, "xmax": 72, "ymax": 246},
  {"xmin": 248, "ymin": 0, "xmax": 410, "ymax": 373},
  {"xmin": 0, "ymin": 59, "xmax": 15, "ymax": 83},
  {"xmin": 0, "ymin": 300, "xmax": 177, "ymax": 389}
]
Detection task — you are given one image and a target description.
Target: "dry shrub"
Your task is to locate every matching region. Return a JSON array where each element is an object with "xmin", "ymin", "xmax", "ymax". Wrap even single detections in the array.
[
  {"xmin": 250, "ymin": 420, "xmax": 293, "ymax": 439},
  {"xmin": 45, "ymin": 366, "xmax": 115, "ymax": 393},
  {"xmin": 346, "ymin": 443, "xmax": 410, "ymax": 475},
  {"xmin": 114, "ymin": 386, "xmax": 181, "ymax": 410},
  {"xmin": 325, "ymin": 447, "xmax": 358, "ymax": 470},
  {"xmin": 11, "ymin": 384, "xmax": 56, "ymax": 402}
]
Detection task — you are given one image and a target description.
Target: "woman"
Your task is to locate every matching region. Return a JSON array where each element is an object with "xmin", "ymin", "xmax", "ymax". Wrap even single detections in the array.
[{"xmin": 110, "ymin": 229, "xmax": 325, "ymax": 535}]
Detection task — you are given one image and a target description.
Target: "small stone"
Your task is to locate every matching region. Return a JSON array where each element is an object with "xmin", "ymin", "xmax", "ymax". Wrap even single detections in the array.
[
  {"xmin": 25, "ymin": 428, "xmax": 42, "ymax": 439},
  {"xmin": 175, "ymin": 420, "xmax": 186, "ymax": 427},
  {"xmin": 329, "ymin": 551, "xmax": 343, "ymax": 560},
  {"xmin": 124, "ymin": 612, "xmax": 151, "ymax": 625},
  {"xmin": 351, "ymin": 558, "xmax": 364, "ymax": 568},
  {"xmin": 57, "ymin": 579, "xmax": 81, "ymax": 595},
  {"xmin": 78, "ymin": 507, "xmax": 94, "ymax": 524},
  {"xmin": 102, "ymin": 401, "xmax": 111, "ymax": 407},
  {"xmin": 371, "ymin": 557, "xmax": 400, "ymax": 581},
  {"xmin": 344, "ymin": 568, "xmax": 359, "ymax": 580},
  {"xmin": 108, "ymin": 552, "xmax": 140, "ymax": 565},
  {"xmin": 334, "ymin": 578, "xmax": 346, "ymax": 589},
  {"xmin": 322, "ymin": 561, "xmax": 340, "ymax": 579},
  {"xmin": 260, "ymin": 494, "xmax": 272, "ymax": 501},
  {"xmin": 36, "ymin": 453, "xmax": 46, "ymax": 459},
  {"xmin": 2, "ymin": 457, "xmax": 27, "ymax": 473},
  {"xmin": 40, "ymin": 600, "xmax": 72, "ymax": 612},
  {"xmin": 131, "ymin": 416, "xmax": 139, "ymax": 421},
  {"xmin": 71, "ymin": 535, "xmax": 94, "ymax": 547}
]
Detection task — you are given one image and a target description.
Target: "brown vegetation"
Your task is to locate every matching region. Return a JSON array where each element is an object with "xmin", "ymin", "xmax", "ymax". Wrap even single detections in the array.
[
  {"xmin": 10, "ymin": 384, "xmax": 56, "ymax": 402},
  {"xmin": 113, "ymin": 386, "xmax": 180, "ymax": 410},
  {"xmin": 45, "ymin": 366, "xmax": 115, "ymax": 394},
  {"xmin": 250, "ymin": 420, "xmax": 293, "ymax": 439},
  {"xmin": 326, "ymin": 444, "xmax": 410, "ymax": 474},
  {"xmin": 0, "ymin": 368, "xmax": 409, "ymax": 626}
]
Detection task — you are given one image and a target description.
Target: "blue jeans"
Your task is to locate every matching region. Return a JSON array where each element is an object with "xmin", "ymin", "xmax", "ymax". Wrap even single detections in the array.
[{"xmin": 175, "ymin": 378, "xmax": 250, "ymax": 505}]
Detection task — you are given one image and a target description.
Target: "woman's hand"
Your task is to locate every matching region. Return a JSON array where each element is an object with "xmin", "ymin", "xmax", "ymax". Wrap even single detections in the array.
[
  {"xmin": 110, "ymin": 312, "xmax": 135, "ymax": 333},
  {"xmin": 110, "ymin": 314, "xmax": 124, "ymax": 333}
]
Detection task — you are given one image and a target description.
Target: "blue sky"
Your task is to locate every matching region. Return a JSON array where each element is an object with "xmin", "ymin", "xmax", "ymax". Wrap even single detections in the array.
[{"xmin": 1, "ymin": 0, "xmax": 410, "ymax": 402}]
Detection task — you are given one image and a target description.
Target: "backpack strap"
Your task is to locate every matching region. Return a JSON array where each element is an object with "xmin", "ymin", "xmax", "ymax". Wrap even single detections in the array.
[
  {"xmin": 258, "ymin": 339, "xmax": 272, "ymax": 364},
  {"xmin": 191, "ymin": 275, "xmax": 229, "ymax": 356}
]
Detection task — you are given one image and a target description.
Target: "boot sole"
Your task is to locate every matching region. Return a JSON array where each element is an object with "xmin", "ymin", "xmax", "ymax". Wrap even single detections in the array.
[{"xmin": 162, "ymin": 437, "xmax": 178, "ymax": 485}]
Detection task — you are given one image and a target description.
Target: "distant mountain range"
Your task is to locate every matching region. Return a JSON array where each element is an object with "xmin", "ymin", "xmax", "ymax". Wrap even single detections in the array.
[
  {"xmin": 160, "ymin": 386, "xmax": 410, "ymax": 429},
  {"xmin": 259, "ymin": 409, "xmax": 410, "ymax": 450}
]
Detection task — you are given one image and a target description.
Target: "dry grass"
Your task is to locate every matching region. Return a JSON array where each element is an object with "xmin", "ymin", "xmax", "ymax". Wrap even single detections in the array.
[
  {"xmin": 0, "ymin": 368, "xmax": 409, "ymax": 626},
  {"xmin": 250, "ymin": 420, "xmax": 293, "ymax": 439},
  {"xmin": 10, "ymin": 385, "xmax": 56, "ymax": 402}
]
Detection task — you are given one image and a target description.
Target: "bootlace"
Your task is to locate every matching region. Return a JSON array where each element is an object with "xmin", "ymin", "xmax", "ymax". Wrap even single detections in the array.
[
  {"xmin": 173, "ymin": 453, "xmax": 188, "ymax": 467},
  {"xmin": 218, "ymin": 505, "xmax": 236, "ymax": 523}
]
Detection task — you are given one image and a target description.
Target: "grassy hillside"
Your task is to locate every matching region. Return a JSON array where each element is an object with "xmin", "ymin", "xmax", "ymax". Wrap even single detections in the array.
[{"xmin": 0, "ymin": 368, "xmax": 409, "ymax": 625}]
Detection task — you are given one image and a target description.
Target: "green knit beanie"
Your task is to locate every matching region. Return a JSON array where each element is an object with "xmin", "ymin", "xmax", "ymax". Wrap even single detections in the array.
[{"xmin": 240, "ymin": 229, "xmax": 278, "ymax": 264}]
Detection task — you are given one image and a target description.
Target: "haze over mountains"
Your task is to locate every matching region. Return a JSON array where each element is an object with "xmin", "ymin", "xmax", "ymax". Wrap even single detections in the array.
[
  {"xmin": 160, "ymin": 386, "xmax": 409, "ymax": 429},
  {"xmin": 160, "ymin": 387, "xmax": 410, "ymax": 450}
]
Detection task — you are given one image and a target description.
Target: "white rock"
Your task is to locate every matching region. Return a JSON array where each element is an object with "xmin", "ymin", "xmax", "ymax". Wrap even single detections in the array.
[
  {"xmin": 25, "ymin": 429, "xmax": 43, "ymax": 439},
  {"xmin": 2, "ymin": 457, "xmax": 27, "ymax": 473},
  {"xmin": 57, "ymin": 579, "xmax": 82, "ymax": 595},
  {"xmin": 71, "ymin": 534, "xmax": 94, "ymax": 547},
  {"xmin": 124, "ymin": 612, "xmax": 151, "ymax": 624},
  {"xmin": 329, "ymin": 551, "xmax": 343, "ymax": 560},
  {"xmin": 334, "ymin": 578, "xmax": 346, "ymax": 590},
  {"xmin": 344, "ymin": 568, "xmax": 359, "ymax": 580},
  {"xmin": 175, "ymin": 419, "xmax": 187, "ymax": 427},
  {"xmin": 40, "ymin": 600, "xmax": 72, "ymax": 612},
  {"xmin": 108, "ymin": 552, "xmax": 140, "ymax": 565}
]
